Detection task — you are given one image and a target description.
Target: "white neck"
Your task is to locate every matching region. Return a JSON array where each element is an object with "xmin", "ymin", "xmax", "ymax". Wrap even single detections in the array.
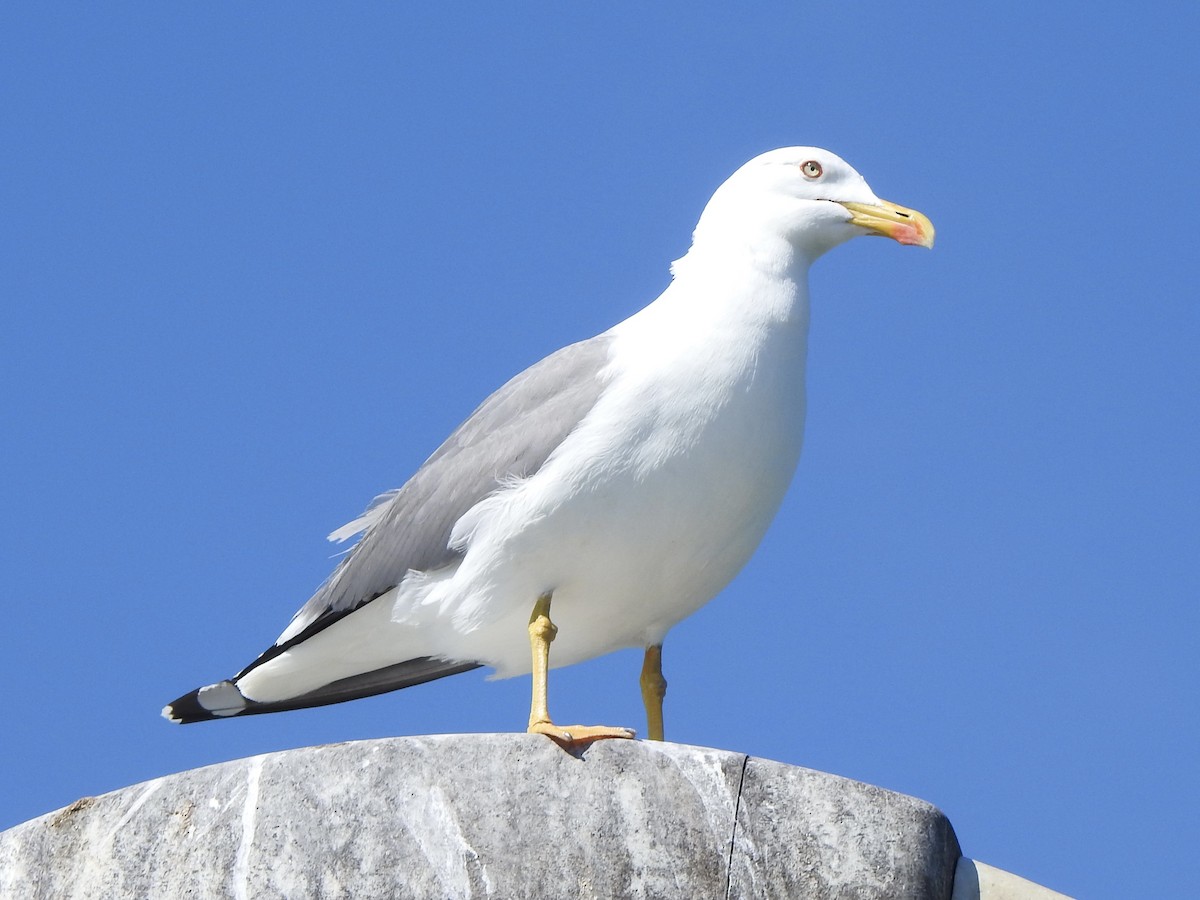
[{"xmin": 659, "ymin": 233, "xmax": 812, "ymax": 334}]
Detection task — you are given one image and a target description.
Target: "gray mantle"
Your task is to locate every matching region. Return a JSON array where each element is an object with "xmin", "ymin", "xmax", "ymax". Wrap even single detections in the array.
[{"xmin": 0, "ymin": 735, "xmax": 1066, "ymax": 899}]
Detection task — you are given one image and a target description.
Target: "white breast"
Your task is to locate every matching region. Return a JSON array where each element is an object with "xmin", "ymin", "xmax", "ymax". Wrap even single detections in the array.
[{"xmin": 410, "ymin": 267, "xmax": 812, "ymax": 677}]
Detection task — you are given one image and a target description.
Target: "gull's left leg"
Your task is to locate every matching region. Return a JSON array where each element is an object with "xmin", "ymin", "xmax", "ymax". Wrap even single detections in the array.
[
  {"xmin": 640, "ymin": 643, "xmax": 667, "ymax": 742},
  {"xmin": 526, "ymin": 591, "xmax": 636, "ymax": 745}
]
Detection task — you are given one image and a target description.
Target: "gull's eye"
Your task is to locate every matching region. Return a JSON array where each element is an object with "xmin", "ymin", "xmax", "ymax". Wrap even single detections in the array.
[{"xmin": 800, "ymin": 160, "xmax": 823, "ymax": 179}]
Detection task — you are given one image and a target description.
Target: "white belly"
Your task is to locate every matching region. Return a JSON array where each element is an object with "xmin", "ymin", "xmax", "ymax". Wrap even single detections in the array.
[
  {"xmin": 237, "ymin": 280, "xmax": 812, "ymax": 703},
  {"xmin": 411, "ymin": 313, "xmax": 810, "ymax": 677}
]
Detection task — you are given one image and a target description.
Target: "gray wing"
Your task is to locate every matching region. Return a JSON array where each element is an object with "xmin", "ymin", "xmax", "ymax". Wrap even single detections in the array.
[{"xmin": 271, "ymin": 332, "xmax": 616, "ymax": 649}]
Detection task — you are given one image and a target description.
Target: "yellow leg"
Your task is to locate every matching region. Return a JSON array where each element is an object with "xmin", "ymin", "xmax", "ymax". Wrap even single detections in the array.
[
  {"xmin": 640, "ymin": 643, "xmax": 667, "ymax": 742},
  {"xmin": 526, "ymin": 593, "xmax": 557, "ymax": 732},
  {"xmin": 526, "ymin": 592, "xmax": 636, "ymax": 745}
]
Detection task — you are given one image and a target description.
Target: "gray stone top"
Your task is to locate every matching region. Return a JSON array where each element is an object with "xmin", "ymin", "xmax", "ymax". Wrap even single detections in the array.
[{"xmin": 1, "ymin": 734, "xmax": 962, "ymax": 899}]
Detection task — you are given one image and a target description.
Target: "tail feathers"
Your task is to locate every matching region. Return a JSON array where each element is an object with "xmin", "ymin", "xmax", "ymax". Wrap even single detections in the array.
[{"xmin": 162, "ymin": 656, "xmax": 481, "ymax": 724}]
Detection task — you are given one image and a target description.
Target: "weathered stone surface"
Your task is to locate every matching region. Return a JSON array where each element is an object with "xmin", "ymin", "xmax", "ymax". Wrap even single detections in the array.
[
  {"xmin": 0, "ymin": 735, "xmax": 961, "ymax": 899},
  {"xmin": 730, "ymin": 757, "xmax": 961, "ymax": 899}
]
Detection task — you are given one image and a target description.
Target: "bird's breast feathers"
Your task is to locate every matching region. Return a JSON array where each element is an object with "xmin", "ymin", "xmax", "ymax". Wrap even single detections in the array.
[{"xmin": 393, "ymin": 293, "xmax": 811, "ymax": 661}]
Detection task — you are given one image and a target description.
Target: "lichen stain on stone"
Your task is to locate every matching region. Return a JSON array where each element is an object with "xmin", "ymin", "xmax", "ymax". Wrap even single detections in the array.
[
  {"xmin": 49, "ymin": 797, "xmax": 97, "ymax": 828},
  {"xmin": 170, "ymin": 800, "xmax": 196, "ymax": 837}
]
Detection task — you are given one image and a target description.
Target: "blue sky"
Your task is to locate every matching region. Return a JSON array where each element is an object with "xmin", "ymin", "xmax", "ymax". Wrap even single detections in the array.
[{"xmin": 2, "ymin": 4, "xmax": 1196, "ymax": 897}]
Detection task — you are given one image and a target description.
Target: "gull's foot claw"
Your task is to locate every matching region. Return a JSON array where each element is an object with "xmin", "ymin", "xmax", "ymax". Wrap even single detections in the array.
[{"xmin": 528, "ymin": 722, "xmax": 636, "ymax": 746}]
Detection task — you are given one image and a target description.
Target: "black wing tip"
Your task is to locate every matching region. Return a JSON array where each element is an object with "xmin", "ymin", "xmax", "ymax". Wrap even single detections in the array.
[
  {"xmin": 162, "ymin": 680, "xmax": 248, "ymax": 724},
  {"xmin": 162, "ymin": 658, "xmax": 483, "ymax": 724},
  {"xmin": 161, "ymin": 691, "xmax": 214, "ymax": 724}
]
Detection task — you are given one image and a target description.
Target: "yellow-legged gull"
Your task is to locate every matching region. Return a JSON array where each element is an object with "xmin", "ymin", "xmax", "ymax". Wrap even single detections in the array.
[{"xmin": 164, "ymin": 147, "xmax": 934, "ymax": 743}]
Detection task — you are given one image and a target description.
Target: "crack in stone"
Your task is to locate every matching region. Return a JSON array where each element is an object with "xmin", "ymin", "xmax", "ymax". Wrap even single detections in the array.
[{"xmin": 724, "ymin": 754, "xmax": 750, "ymax": 900}]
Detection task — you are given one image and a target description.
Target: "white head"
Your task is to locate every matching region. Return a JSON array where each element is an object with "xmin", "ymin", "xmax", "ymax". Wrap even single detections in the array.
[{"xmin": 686, "ymin": 147, "xmax": 934, "ymax": 271}]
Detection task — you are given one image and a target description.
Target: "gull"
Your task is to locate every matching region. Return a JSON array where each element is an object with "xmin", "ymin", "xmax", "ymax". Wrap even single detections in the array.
[{"xmin": 164, "ymin": 147, "xmax": 934, "ymax": 743}]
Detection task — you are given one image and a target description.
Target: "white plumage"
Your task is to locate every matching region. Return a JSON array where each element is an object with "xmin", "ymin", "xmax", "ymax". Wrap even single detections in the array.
[{"xmin": 165, "ymin": 147, "xmax": 933, "ymax": 732}]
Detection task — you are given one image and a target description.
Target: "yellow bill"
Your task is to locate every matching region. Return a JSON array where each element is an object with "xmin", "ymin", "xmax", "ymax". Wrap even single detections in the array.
[{"xmin": 840, "ymin": 199, "xmax": 935, "ymax": 249}]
